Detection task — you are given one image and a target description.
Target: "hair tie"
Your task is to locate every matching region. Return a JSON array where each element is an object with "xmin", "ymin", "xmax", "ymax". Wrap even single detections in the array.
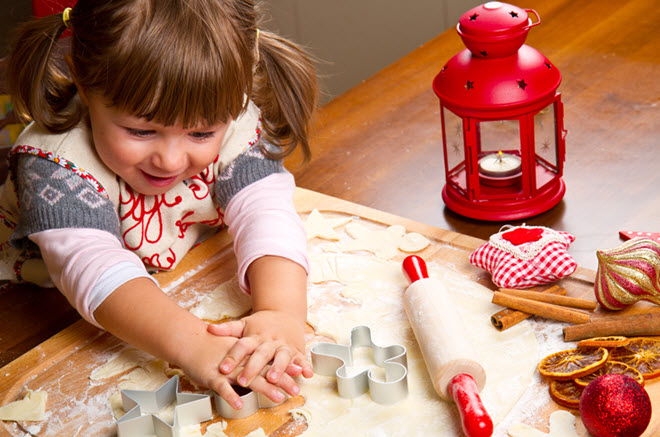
[{"xmin": 62, "ymin": 7, "xmax": 72, "ymax": 28}]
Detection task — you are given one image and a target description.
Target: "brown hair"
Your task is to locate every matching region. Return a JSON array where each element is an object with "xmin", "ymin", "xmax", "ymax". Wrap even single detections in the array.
[{"xmin": 7, "ymin": 0, "xmax": 318, "ymax": 161}]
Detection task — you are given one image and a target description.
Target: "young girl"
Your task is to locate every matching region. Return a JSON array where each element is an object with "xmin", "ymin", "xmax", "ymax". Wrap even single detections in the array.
[{"xmin": 1, "ymin": 0, "xmax": 318, "ymax": 411}]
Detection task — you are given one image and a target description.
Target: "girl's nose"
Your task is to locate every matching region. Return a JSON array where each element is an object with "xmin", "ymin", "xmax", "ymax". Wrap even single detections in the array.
[{"xmin": 152, "ymin": 141, "xmax": 188, "ymax": 173}]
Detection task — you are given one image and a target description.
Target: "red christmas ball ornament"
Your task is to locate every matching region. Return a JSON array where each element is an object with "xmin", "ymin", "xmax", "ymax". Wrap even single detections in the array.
[{"xmin": 579, "ymin": 374, "xmax": 652, "ymax": 437}]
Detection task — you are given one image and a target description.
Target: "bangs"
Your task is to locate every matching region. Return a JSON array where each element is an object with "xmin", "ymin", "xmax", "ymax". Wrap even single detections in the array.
[{"xmin": 99, "ymin": 2, "xmax": 253, "ymax": 128}]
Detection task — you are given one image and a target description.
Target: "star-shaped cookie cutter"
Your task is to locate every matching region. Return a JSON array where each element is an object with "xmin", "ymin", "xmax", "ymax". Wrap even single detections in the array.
[
  {"xmin": 310, "ymin": 325, "xmax": 408, "ymax": 404},
  {"xmin": 117, "ymin": 375, "xmax": 213, "ymax": 437}
]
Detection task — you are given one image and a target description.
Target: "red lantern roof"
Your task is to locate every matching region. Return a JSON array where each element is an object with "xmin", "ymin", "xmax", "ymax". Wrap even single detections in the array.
[
  {"xmin": 433, "ymin": 46, "xmax": 561, "ymax": 115},
  {"xmin": 458, "ymin": 2, "xmax": 533, "ymax": 39}
]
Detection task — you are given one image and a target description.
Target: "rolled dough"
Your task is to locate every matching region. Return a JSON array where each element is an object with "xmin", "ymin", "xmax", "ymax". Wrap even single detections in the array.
[{"xmin": 301, "ymin": 251, "xmax": 539, "ymax": 436}]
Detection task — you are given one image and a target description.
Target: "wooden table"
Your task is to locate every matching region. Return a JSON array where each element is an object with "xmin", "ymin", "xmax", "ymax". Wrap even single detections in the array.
[{"xmin": 1, "ymin": 0, "xmax": 658, "ymax": 407}]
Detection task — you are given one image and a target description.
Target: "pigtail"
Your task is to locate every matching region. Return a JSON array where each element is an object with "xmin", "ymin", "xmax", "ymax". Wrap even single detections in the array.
[
  {"xmin": 252, "ymin": 30, "xmax": 319, "ymax": 163},
  {"xmin": 6, "ymin": 13, "xmax": 82, "ymax": 132}
]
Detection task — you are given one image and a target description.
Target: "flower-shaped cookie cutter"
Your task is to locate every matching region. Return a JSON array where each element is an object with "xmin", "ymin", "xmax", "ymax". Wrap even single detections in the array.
[
  {"xmin": 310, "ymin": 325, "xmax": 408, "ymax": 404},
  {"xmin": 117, "ymin": 375, "xmax": 213, "ymax": 437}
]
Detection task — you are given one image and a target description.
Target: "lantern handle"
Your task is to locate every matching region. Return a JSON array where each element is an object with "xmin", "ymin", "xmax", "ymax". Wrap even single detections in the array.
[{"xmin": 524, "ymin": 9, "xmax": 541, "ymax": 30}]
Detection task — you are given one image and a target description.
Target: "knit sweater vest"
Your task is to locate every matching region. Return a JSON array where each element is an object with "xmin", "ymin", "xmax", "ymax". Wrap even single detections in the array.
[{"xmin": 0, "ymin": 102, "xmax": 272, "ymax": 283}]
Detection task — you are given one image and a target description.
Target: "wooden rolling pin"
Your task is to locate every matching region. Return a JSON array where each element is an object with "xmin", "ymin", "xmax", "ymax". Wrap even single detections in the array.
[{"xmin": 402, "ymin": 255, "xmax": 493, "ymax": 437}]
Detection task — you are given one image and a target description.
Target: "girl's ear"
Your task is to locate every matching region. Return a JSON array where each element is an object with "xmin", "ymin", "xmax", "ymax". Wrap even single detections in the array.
[{"xmin": 65, "ymin": 54, "xmax": 89, "ymax": 106}]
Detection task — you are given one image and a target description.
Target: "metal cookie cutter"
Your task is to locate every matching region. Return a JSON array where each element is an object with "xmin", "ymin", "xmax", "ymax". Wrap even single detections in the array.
[
  {"xmin": 310, "ymin": 325, "xmax": 408, "ymax": 404},
  {"xmin": 212, "ymin": 385, "xmax": 285, "ymax": 420},
  {"xmin": 117, "ymin": 375, "xmax": 213, "ymax": 437}
]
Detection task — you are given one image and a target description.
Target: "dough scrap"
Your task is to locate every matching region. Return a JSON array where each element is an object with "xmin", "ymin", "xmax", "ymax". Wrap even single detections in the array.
[
  {"xmin": 189, "ymin": 277, "xmax": 251, "ymax": 322},
  {"xmin": 507, "ymin": 410, "xmax": 579, "ymax": 437},
  {"xmin": 245, "ymin": 428, "xmax": 267, "ymax": 437},
  {"xmin": 341, "ymin": 223, "xmax": 430, "ymax": 259},
  {"xmin": 204, "ymin": 420, "xmax": 228, "ymax": 437},
  {"xmin": 304, "ymin": 209, "xmax": 352, "ymax": 241},
  {"xmin": 0, "ymin": 389, "xmax": 47, "ymax": 422}
]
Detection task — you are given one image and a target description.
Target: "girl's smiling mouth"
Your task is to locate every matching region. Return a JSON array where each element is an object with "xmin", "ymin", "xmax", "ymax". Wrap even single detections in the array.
[{"xmin": 140, "ymin": 170, "xmax": 179, "ymax": 188}]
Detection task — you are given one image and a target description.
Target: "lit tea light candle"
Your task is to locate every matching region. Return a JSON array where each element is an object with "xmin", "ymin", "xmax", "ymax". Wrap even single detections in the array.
[{"xmin": 478, "ymin": 151, "xmax": 522, "ymax": 178}]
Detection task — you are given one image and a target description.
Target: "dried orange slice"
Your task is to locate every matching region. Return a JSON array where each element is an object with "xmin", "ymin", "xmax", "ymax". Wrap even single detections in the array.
[
  {"xmin": 577, "ymin": 336, "xmax": 630, "ymax": 348},
  {"xmin": 549, "ymin": 379, "xmax": 584, "ymax": 409},
  {"xmin": 538, "ymin": 347, "xmax": 608, "ymax": 380},
  {"xmin": 574, "ymin": 360, "xmax": 644, "ymax": 387},
  {"xmin": 609, "ymin": 337, "xmax": 660, "ymax": 380}
]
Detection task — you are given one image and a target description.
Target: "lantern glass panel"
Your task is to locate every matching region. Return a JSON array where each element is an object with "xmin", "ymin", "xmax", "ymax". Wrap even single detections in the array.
[
  {"xmin": 476, "ymin": 119, "xmax": 521, "ymax": 158},
  {"xmin": 443, "ymin": 107, "xmax": 467, "ymax": 195},
  {"xmin": 534, "ymin": 103, "xmax": 559, "ymax": 190}
]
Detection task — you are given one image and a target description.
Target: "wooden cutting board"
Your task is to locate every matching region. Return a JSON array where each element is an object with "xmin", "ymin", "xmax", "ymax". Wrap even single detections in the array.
[{"xmin": 1, "ymin": 188, "xmax": 658, "ymax": 436}]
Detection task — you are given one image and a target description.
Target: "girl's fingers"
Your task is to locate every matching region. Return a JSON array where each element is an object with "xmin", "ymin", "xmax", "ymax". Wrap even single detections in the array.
[
  {"xmin": 290, "ymin": 354, "xmax": 314, "ymax": 378},
  {"xmin": 237, "ymin": 342, "xmax": 280, "ymax": 386},
  {"xmin": 207, "ymin": 320, "xmax": 245, "ymax": 338},
  {"xmin": 212, "ymin": 379, "xmax": 243, "ymax": 411},
  {"xmin": 267, "ymin": 346, "xmax": 297, "ymax": 384},
  {"xmin": 249, "ymin": 374, "xmax": 294, "ymax": 403},
  {"xmin": 219, "ymin": 337, "xmax": 258, "ymax": 375}
]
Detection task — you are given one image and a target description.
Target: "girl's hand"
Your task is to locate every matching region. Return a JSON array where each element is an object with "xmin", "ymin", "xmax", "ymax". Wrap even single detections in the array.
[
  {"xmin": 175, "ymin": 329, "xmax": 293, "ymax": 409},
  {"xmin": 207, "ymin": 310, "xmax": 313, "ymax": 392}
]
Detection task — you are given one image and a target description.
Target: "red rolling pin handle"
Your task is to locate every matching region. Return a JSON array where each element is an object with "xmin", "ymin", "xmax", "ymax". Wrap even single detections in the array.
[
  {"xmin": 449, "ymin": 374, "xmax": 494, "ymax": 437},
  {"xmin": 402, "ymin": 255, "xmax": 494, "ymax": 437}
]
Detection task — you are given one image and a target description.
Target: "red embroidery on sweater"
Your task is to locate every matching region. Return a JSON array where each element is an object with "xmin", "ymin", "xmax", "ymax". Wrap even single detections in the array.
[
  {"xmin": 143, "ymin": 249, "xmax": 177, "ymax": 270},
  {"xmin": 119, "ymin": 187, "xmax": 183, "ymax": 250}
]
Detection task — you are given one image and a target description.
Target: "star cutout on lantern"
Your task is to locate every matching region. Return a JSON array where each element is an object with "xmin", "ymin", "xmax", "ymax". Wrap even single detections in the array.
[
  {"xmin": 116, "ymin": 376, "xmax": 213, "ymax": 437},
  {"xmin": 545, "ymin": 62, "xmax": 553, "ymax": 69},
  {"xmin": 465, "ymin": 80, "xmax": 474, "ymax": 90},
  {"xmin": 517, "ymin": 79, "xmax": 528, "ymax": 90},
  {"xmin": 469, "ymin": 13, "xmax": 479, "ymax": 20},
  {"xmin": 510, "ymin": 11, "xmax": 519, "ymax": 18},
  {"xmin": 304, "ymin": 208, "xmax": 352, "ymax": 241},
  {"xmin": 479, "ymin": 51, "xmax": 488, "ymax": 57},
  {"xmin": 541, "ymin": 139, "xmax": 551, "ymax": 152},
  {"xmin": 441, "ymin": 66, "xmax": 448, "ymax": 73}
]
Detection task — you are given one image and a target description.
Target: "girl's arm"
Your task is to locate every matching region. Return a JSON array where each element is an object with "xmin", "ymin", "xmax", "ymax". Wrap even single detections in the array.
[
  {"xmin": 30, "ymin": 228, "xmax": 299, "ymax": 409},
  {"xmin": 209, "ymin": 171, "xmax": 313, "ymax": 388}
]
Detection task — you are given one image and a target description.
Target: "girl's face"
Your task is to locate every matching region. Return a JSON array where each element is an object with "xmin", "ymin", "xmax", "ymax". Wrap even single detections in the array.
[{"xmin": 85, "ymin": 93, "xmax": 229, "ymax": 196}]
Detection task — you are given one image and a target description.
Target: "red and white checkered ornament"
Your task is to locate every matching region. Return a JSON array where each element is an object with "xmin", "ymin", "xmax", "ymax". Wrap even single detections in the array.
[{"xmin": 469, "ymin": 225, "xmax": 577, "ymax": 289}]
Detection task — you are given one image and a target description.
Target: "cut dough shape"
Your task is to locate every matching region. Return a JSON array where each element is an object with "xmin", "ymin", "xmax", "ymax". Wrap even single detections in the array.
[
  {"xmin": 245, "ymin": 428, "xmax": 267, "ymax": 437},
  {"xmin": 303, "ymin": 209, "xmax": 352, "ymax": 241},
  {"xmin": 341, "ymin": 222, "xmax": 430, "ymax": 259},
  {"xmin": 189, "ymin": 277, "xmax": 251, "ymax": 322},
  {"xmin": 0, "ymin": 389, "xmax": 47, "ymax": 421},
  {"xmin": 507, "ymin": 410, "xmax": 579, "ymax": 437},
  {"xmin": 301, "ymin": 253, "xmax": 538, "ymax": 436}
]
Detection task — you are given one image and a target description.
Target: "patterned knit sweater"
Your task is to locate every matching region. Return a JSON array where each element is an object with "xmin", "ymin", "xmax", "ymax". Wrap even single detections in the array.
[{"xmin": 0, "ymin": 102, "xmax": 287, "ymax": 284}]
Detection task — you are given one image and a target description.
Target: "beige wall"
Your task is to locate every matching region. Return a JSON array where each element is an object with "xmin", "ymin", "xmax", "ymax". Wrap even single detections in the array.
[{"xmin": 260, "ymin": 0, "xmax": 483, "ymax": 102}]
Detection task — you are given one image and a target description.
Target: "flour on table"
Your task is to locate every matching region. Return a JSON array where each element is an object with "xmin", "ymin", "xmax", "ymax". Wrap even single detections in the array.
[
  {"xmin": 508, "ymin": 410, "xmax": 579, "ymax": 437},
  {"xmin": 301, "ymin": 252, "xmax": 539, "ymax": 436},
  {"xmin": 304, "ymin": 209, "xmax": 352, "ymax": 241},
  {"xmin": 90, "ymin": 347, "xmax": 155, "ymax": 381},
  {"xmin": 0, "ymin": 389, "xmax": 47, "ymax": 421},
  {"xmin": 189, "ymin": 277, "xmax": 251, "ymax": 322}
]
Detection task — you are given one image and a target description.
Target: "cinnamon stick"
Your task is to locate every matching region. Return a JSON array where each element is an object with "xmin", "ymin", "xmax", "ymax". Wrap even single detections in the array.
[
  {"xmin": 563, "ymin": 312, "xmax": 660, "ymax": 342},
  {"xmin": 490, "ymin": 285, "xmax": 566, "ymax": 331},
  {"xmin": 498, "ymin": 288, "xmax": 598, "ymax": 311},
  {"xmin": 492, "ymin": 292, "xmax": 591, "ymax": 325}
]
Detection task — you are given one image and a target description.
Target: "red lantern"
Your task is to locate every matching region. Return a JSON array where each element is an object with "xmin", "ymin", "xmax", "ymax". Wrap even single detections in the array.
[{"xmin": 433, "ymin": 1, "xmax": 567, "ymax": 221}]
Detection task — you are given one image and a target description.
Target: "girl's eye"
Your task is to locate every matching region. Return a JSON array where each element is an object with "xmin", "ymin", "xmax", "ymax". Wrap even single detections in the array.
[
  {"xmin": 127, "ymin": 128, "xmax": 155, "ymax": 138},
  {"xmin": 189, "ymin": 131, "xmax": 216, "ymax": 140}
]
